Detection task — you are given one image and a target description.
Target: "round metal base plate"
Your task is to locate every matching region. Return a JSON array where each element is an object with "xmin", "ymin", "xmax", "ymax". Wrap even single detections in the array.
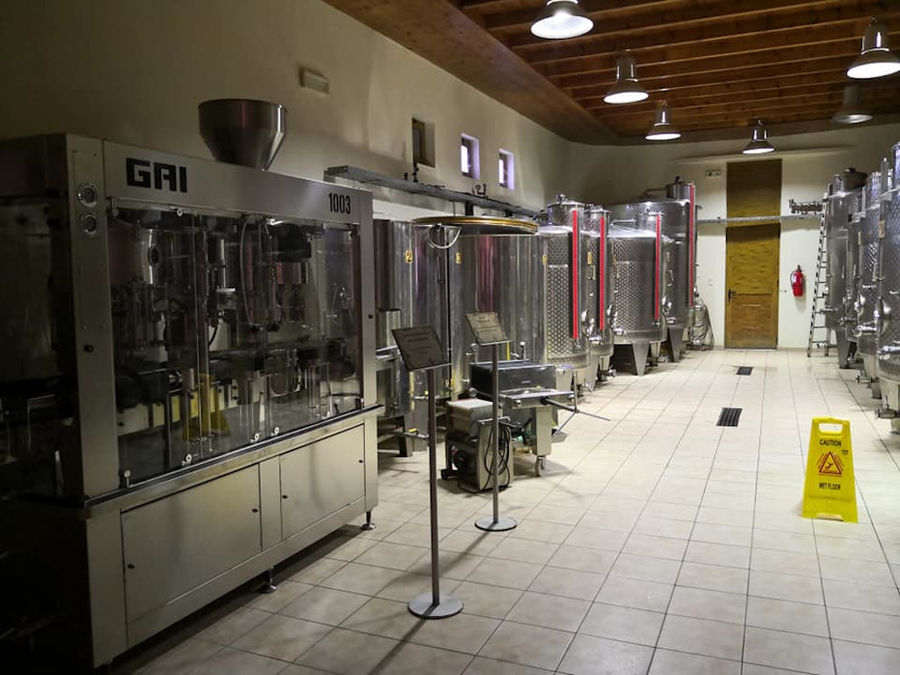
[
  {"xmin": 475, "ymin": 516, "xmax": 518, "ymax": 532},
  {"xmin": 407, "ymin": 593, "xmax": 463, "ymax": 619}
]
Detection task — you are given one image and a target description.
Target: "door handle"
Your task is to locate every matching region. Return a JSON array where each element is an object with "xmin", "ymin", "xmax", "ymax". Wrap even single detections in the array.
[{"xmin": 728, "ymin": 289, "xmax": 736, "ymax": 302}]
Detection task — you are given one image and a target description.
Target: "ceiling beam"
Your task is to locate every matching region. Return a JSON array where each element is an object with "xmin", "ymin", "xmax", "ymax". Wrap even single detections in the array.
[
  {"xmin": 551, "ymin": 39, "xmax": 884, "ymax": 89},
  {"xmin": 609, "ymin": 100, "xmax": 900, "ymax": 135},
  {"xmin": 571, "ymin": 68, "xmax": 855, "ymax": 103},
  {"xmin": 537, "ymin": 30, "xmax": 897, "ymax": 80},
  {"xmin": 321, "ymin": 0, "xmax": 615, "ymax": 143},
  {"xmin": 515, "ymin": 1, "xmax": 886, "ymax": 60},
  {"xmin": 582, "ymin": 81, "xmax": 893, "ymax": 115}
]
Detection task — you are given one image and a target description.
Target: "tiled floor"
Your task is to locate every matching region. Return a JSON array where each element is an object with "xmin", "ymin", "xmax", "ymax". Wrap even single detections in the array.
[{"xmin": 127, "ymin": 349, "xmax": 900, "ymax": 675}]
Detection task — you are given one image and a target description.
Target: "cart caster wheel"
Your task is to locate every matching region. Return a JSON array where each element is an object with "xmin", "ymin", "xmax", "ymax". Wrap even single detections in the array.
[{"xmin": 440, "ymin": 469, "xmax": 449, "ymax": 480}]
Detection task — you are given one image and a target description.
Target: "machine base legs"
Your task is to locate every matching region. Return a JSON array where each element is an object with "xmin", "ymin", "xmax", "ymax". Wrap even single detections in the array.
[
  {"xmin": 259, "ymin": 568, "xmax": 277, "ymax": 594},
  {"xmin": 408, "ymin": 592, "xmax": 464, "ymax": 619},
  {"xmin": 360, "ymin": 510, "xmax": 376, "ymax": 531}
]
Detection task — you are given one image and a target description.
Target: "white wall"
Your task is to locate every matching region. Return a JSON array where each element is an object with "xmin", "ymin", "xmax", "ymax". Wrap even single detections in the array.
[
  {"xmin": 569, "ymin": 125, "xmax": 900, "ymax": 348},
  {"xmin": 0, "ymin": 0, "xmax": 573, "ymax": 214},
  {"xmin": 2, "ymin": 0, "xmax": 898, "ymax": 348}
]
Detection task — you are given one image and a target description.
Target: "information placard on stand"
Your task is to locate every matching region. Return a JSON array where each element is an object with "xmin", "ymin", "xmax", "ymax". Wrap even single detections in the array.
[
  {"xmin": 465, "ymin": 312, "xmax": 508, "ymax": 346},
  {"xmin": 464, "ymin": 313, "xmax": 517, "ymax": 534},
  {"xmin": 391, "ymin": 326, "xmax": 462, "ymax": 619}
]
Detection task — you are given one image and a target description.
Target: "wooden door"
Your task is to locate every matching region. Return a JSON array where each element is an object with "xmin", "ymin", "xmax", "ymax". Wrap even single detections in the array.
[
  {"xmin": 725, "ymin": 224, "xmax": 780, "ymax": 347},
  {"xmin": 725, "ymin": 159, "xmax": 782, "ymax": 348}
]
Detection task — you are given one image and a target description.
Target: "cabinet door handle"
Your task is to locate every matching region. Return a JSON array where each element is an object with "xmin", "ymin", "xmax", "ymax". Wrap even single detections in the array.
[
  {"xmin": 282, "ymin": 495, "xmax": 288, "ymax": 500},
  {"xmin": 127, "ymin": 563, "xmax": 135, "ymax": 570},
  {"xmin": 252, "ymin": 507, "xmax": 259, "ymax": 513}
]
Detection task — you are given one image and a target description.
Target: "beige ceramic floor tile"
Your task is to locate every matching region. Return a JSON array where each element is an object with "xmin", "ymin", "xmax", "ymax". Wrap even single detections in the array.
[
  {"xmin": 832, "ymin": 639, "xmax": 900, "ymax": 675},
  {"xmin": 743, "ymin": 626, "xmax": 835, "ymax": 675},
  {"xmin": 648, "ymin": 648, "xmax": 741, "ymax": 675},
  {"xmin": 667, "ymin": 586, "xmax": 747, "ymax": 625},
  {"xmin": 478, "ymin": 621, "xmax": 573, "ymax": 671},
  {"xmin": 610, "ymin": 553, "xmax": 681, "ymax": 584},
  {"xmin": 134, "ymin": 638, "xmax": 222, "ymax": 675},
  {"xmin": 280, "ymin": 586, "xmax": 370, "ymax": 626},
  {"xmin": 466, "ymin": 557, "xmax": 544, "ymax": 590},
  {"xmin": 451, "ymin": 580, "xmax": 524, "ymax": 620},
  {"xmin": 195, "ymin": 606, "xmax": 270, "ymax": 645},
  {"xmin": 547, "ymin": 545, "xmax": 617, "ymax": 574},
  {"xmin": 319, "ymin": 562, "xmax": 405, "ymax": 596},
  {"xmin": 578, "ymin": 602, "xmax": 664, "ymax": 646},
  {"xmin": 231, "ymin": 614, "xmax": 331, "ymax": 662},
  {"xmin": 295, "ymin": 628, "xmax": 399, "ymax": 675},
  {"xmin": 505, "ymin": 592, "xmax": 590, "ymax": 632},
  {"xmin": 748, "ymin": 569, "xmax": 824, "ymax": 605},
  {"xmin": 676, "ymin": 561, "xmax": 748, "ymax": 595},
  {"xmin": 657, "ymin": 615, "xmax": 744, "ymax": 660},
  {"xmin": 557, "ymin": 634, "xmax": 653, "ymax": 675},
  {"xmin": 528, "ymin": 566, "xmax": 605, "ymax": 601},
  {"xmin": 462, "ymin": 656, "xmax": 552, "ymax": 674},
  {"xmin": 594, "ymin": 576, "xmax": 674, "ymax": 612},
  {"xmin": 827, "ymin": 607, "xmax": 900, "ymax": 649},
  {"xmin": 746, "ymin": 596, "xmax": 829, "ymax": 637}
]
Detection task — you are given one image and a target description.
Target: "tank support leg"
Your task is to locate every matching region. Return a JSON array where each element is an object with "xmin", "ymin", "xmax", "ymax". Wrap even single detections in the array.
[
  {"xmin": 631, "ymin": 342, "xmax": 650, "ymax": 376},
  {"xmin": 666, "ymin": 328, "xmax": 684, "ymax": 363},
  {"xmin": 836, "ymin": 334, "xmax": 852, "ymax": 369}
]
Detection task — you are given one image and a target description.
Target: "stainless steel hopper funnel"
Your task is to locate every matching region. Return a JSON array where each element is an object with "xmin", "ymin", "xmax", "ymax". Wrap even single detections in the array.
[{"xmin": 198, "ymin": 99, "xmax": 286, "ymax": 169}]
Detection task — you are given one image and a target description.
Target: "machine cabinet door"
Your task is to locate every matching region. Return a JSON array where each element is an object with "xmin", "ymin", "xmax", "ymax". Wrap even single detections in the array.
[
  {"xmin": 121, "ymin": 466, "xmax": 262, "ymax": 622},
  {"xmin": 280, "ymin": 425, "xmax": 365, "ymax": 538}
]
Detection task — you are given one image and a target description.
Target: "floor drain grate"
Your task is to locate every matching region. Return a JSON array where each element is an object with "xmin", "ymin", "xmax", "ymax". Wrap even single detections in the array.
[
  {"xmin": 717, "ymin": 407, "xmax": 743, "ymax": 427},
  {"xmin": 737, "ymin": 366, "xmax": 753, "ymax": 376}
]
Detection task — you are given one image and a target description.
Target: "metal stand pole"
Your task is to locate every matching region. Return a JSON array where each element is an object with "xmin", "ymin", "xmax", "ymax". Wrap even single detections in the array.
[
  {"xmin": 475, "ymin": 343, "xmax": 517, "ymax": 532},
  {"xmin": 408, "ymin": 368, "xmax": 463, "ymax": 619}
]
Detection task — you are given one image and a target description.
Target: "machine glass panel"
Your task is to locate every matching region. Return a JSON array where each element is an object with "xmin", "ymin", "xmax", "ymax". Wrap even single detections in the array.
[
  {"xmin": 0, "ymin": 197, "xmax": 78, "ymax": 497},
  {"xmin": 109, "ymin": 207, "xmax": 362, "ymax": 484}
]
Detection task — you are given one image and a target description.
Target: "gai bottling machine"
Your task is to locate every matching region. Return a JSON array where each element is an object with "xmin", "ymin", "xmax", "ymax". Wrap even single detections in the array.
[{"xmin": 0, "ymin": 101, "xmax": 378, "ymax": 667}]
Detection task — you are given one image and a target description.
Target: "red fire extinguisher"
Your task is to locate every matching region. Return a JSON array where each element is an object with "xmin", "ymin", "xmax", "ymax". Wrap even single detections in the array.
[{"xmin": 790, "ymin": 266, "xmax": 804, "ymax": 297}]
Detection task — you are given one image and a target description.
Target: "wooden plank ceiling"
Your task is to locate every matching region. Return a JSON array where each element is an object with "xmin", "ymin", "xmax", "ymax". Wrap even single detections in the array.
[{"xmin": 324, "ymin": 0, "xmax": 900, "ymax": 144}]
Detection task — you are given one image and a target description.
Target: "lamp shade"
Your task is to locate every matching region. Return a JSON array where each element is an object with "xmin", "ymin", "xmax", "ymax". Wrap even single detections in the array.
[
  {"xmin": 646, "ymin": 102, "xmax": 681, "ymax": 140},
  {"xmin": 604, "ymin": 53, "xmax": 649, "ymax": 104},
  {"xmin": 833, "ymin": 85, "xmax": 873, "ymax": 124},
  {"xmin": 847, "ymin": 18, "xmax": 900, "ymax": 79},
  {"xmin": 531, "ymin": 1, "xmax": 593, "ymax": 40},
  {"xmin": 742, "ymin": 121, "xmax": 775, "ymax": 155}
]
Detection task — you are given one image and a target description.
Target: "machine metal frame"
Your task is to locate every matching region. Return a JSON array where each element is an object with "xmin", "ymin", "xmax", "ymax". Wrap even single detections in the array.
[{"xmin": 0, "ymin": 134, "xmax": 378, "ymax": 667}]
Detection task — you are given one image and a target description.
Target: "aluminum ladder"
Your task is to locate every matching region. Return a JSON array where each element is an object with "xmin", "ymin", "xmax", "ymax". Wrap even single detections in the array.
[{"xmin": 807, "ymin": 216, "xmax": 833, "ymax": 357}]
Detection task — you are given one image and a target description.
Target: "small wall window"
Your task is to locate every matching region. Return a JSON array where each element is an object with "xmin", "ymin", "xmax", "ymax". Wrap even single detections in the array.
[
  {"xmin": 412, "ymin": 118, "xmax": 435, "ymax": 167},
  {"xmin": 460, "ymin": 134, "xmax": 480, "ymax": 179},
  {"xmin": 498, "ymin": 149, "xmax": 515, "ymax": 189}
]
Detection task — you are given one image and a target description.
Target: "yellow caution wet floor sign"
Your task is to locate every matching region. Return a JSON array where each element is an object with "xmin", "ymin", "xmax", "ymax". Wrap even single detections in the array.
[{"xmin": 802, "ymin": 417, "xmax": 857, "ymax": 522}]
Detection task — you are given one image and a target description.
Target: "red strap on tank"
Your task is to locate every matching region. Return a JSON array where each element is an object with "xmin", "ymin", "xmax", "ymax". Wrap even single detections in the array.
[
  {"xmin": 599, "ymin": 214, "xmax": 606, "ymax": 330},
  {"xmin": 572, "ymin": 208, "xmax": 580, "ymax": 339},
  {"xmin": 654, "ymin": 213, "xmax": 661, "ymax": 321},
  {"xmin": 688, "ymin": 183, "xmax": 696, "ymax": 305}
]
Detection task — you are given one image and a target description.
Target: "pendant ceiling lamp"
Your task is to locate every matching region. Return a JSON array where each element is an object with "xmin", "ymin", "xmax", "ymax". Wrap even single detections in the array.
[
  {"xmin": 645, "ymin": 101, "xmax": 681, "ymax": 141},
  {"xmin": 742, "ymin": 120, "xmax": 775, "ymax": 155},
  {"xmin": 530, "ymin": 0, "xmax": 593, "ymax": 40},
  {"xmin": 833, "ymin": 85, "xmax": 873, "ymax": 124},
  {"xmin": 847, "ymin": 18, "xmax": 900, "ymax": 79},
  {"xmin": 604, "ymin": 52, "xmax": 649, "ymax": 104}
]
